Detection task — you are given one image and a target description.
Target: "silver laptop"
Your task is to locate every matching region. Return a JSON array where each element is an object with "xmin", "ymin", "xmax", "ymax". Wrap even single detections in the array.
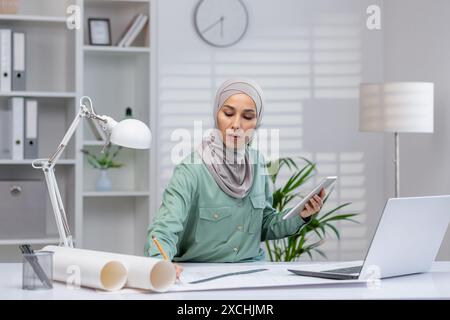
[{"xmin": 288, "ymin": 195, "xmax": 450, "ymax": 280}]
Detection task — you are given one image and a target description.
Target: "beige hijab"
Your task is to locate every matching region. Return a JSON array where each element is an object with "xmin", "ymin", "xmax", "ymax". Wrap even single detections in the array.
[{"xmin": 196, "ymin": 79, "xmax": 264, "ymax": 199}]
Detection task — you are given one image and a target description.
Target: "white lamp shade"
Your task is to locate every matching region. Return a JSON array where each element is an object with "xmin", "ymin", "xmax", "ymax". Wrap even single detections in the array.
[
  {"xmin": 110, "ymin": 119, "xmax": 152, "ymax": 149},
  {"xmin": 359, "ymin": 82, "xmax": 434, "ymax": 133}
]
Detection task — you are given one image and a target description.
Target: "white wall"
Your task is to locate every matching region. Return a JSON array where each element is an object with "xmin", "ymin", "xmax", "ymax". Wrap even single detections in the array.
[
  {"xmin": 383, "ymin": 0, "xmax": 450, "ymax": 260},
  {"xmin": 153, "ymin": 0, "xmax": 386, "ymax": 261}
]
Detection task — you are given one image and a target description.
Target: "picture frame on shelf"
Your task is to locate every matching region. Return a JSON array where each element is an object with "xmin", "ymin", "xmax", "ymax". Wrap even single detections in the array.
[{"xmin": 88, "ymin": 18, "xmax": 112, "ymax": 46}]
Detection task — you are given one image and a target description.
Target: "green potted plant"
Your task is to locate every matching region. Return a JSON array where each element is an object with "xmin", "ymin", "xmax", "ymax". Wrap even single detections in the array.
[
  {"xmin": 81, "ymin": 144, "xmax": 124, "ymax": 191},
  {"xmin": 264, "ymin": 157, "xmax": 359, "ymax": 261}
]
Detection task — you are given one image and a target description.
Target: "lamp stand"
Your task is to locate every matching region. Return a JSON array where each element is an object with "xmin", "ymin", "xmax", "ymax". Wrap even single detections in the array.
[
  {"xmin": 32, "ymin": 97, "xmax": 110, "ymax": 248},
  {"xmin": 394, "ymin": 132, "xmax": 400, "ymax": 198}
]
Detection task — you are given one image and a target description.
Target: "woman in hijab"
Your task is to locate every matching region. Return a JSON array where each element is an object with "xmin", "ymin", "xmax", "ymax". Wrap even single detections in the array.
[{"xmin": 145, "ymin": 79, "xmax": 326, "ymax": 278}]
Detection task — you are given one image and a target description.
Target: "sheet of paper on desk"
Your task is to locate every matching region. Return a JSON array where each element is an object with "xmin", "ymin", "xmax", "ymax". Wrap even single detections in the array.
[
  {"xmin": 180, "ymin": 267, "xmax": 269, "ymax": 284},
  {"xmin": 171, "ymin": 264, "xmax": 366, "ymax": 292}
]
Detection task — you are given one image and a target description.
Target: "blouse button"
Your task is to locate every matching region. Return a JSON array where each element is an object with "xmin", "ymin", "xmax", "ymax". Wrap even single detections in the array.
[
  {"xmin": 233, "ymin": 247, "xmax": 239, "ymax": 252},
  {"xmin": 213, "ymin": 213, "xmax": 219, "ymax": 219}
]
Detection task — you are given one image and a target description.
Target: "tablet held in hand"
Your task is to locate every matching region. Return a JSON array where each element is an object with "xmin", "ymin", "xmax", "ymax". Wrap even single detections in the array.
[{"xmin": 282, "ymin": 176, "xmax": 337, "ymax": 220}]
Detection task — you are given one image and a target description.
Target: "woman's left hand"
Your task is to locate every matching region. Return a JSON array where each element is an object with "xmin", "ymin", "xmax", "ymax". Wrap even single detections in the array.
[{"xmin": 299, "ymin": 188, "xmax": 326, "ymax": 220}]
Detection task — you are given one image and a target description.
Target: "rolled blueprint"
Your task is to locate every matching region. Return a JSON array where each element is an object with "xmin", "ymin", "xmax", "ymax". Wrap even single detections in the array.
[
  {"xmin": 42, "ymin": 246, "xmax": 176, "ymax": 292},
  {"xmin": 42, "ymin": 246, "xmax": 127, "ymax": 291}
]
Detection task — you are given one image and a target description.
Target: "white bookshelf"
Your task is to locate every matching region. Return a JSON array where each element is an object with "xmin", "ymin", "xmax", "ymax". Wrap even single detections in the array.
[
  {"xmin": 83, "ymin": 45, "xmax": 150, "ymax": 54},
  {"xmin": 0, "ymin": 1, "xmax": 77, "ymax": 256},
  {"xmin": 83, "ymin": 191, "xmax": 149, "ymax": 197},
  {"xmin": 0, "ymin": 159, "xmax": 76, "ymax": 165},
  {"xmin": 83, "ymin": 140, "xmax": 105, "ymax": 146},
  {"xmin": 79, "ymin": 0, "xmax": 152, "ymax": 256},
  {"xmin": 0, "ymin": 91, "xmax": 76, "ymax": 98},
  {"xmin": 0, "ymin": 238, "xmax": 61, "ymax": 246},
  {"xmin": 0, "ymin": 0, "xmax": 155, "ymax": 259},
  {"xmin": 86, "ymin": 0, "xmax": 150, "ymax": 3},
  {"xmin": 0, "ymin": 14, "xmax": 67, "ymax": 23}
]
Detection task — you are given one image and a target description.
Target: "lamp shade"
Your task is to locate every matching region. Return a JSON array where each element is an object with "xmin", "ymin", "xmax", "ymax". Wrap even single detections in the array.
[
  {"xmin": 110, "ymin": 119, "xmax": 152, "ymax": 149},
  {"xmin": 359, "ymin": 82, "xmax": 434, "ymax": 133}
]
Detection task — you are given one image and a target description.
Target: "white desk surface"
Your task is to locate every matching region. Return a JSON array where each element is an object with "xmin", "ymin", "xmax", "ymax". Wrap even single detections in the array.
[{"xmin": 2, "ymin": 261, "xmax": 450, "ymax": 300}]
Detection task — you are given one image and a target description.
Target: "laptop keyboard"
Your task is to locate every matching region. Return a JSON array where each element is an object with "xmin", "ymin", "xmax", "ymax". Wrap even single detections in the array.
[{"xmin": 322, "ymin": 265, "xmax": 363, "ymax": 274}]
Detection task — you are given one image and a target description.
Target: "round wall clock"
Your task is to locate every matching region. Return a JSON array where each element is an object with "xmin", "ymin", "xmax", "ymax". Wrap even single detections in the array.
[{"xmin": 194, "ymin": 0, "xmax": 249, "ymax": 47}]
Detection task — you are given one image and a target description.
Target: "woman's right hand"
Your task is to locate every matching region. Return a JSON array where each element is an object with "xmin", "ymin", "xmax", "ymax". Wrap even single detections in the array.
[{"xmin": 174, "ymin": 263, "xmax": 183, "ymax": 280}]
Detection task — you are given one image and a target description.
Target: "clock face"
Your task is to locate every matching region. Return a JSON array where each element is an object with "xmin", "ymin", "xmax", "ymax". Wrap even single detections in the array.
[{"xmin": 194, "ymin": 0, "xmax": 249, "ymax": 47}]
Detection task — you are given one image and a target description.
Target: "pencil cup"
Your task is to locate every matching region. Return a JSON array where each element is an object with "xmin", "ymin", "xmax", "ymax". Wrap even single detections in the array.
[{"xmin": 22, "ymin": 251, "xmax": 54, "ymax": 290}]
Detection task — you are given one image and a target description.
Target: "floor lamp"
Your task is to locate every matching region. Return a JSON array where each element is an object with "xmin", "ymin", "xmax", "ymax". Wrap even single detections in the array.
[
  {"xmin": 32, "ymin": 96, "xmax": 152, "ymax": 247},
  {"xmin": 359, "ymin": 82, "xmax": 434, "ymax": 197}
]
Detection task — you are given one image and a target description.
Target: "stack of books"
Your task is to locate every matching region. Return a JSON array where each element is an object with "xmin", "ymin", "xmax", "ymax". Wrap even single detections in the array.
[
  {"xmin": 0, "ymin": 0, "xmax": 18, "ymax": 14},
  {"xmin": 116, "ymin": 14, "xmax": 148, "ymax": 47}
]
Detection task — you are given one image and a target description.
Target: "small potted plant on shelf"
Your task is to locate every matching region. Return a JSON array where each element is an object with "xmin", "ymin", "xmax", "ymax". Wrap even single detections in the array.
[{"xmin": 81, "ymin": 144, "xmax": 124, "ymax": 191}]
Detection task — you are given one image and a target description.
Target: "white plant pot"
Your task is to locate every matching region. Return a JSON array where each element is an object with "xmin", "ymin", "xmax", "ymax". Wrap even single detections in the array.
[{"xmin": 96, "ymin": 169, "xmax": 112, "ymax": 191}]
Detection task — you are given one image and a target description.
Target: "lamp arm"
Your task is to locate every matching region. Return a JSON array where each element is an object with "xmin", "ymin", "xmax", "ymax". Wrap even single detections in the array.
[
  {"xmin": 44, "ymin": 167, "xmax": 73, "ymax": 247},
  {"xmin": 47, "ymin": 96, "xmax": 109, "ymax": 167},
  {"xmin": 32, "ymin": 105, "xmax": 89, "ymax": 248},
  {"xmin": 48, "ymin": 106, "xmax": 87, "ymax": 167},
  {"xmin": 32, "ymin": 96, "xmax": 106, "ymax": 248}
]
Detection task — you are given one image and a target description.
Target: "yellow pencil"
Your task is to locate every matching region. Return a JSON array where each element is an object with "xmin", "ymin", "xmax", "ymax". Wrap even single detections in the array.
[{"xmin": 152, "ymin": 235, "xmax": 169, "ymax": 261}]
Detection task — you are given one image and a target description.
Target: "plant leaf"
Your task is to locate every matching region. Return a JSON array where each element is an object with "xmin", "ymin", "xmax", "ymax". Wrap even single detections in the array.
[{"xmin": 326, "ymin": 224, "xmax": 341, "ymax": 240}]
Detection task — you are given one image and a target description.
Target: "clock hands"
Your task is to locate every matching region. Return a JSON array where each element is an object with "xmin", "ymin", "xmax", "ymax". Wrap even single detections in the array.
[{"xmin": 202, "ymin": 16, "xmax": 225, "ymax": 36}]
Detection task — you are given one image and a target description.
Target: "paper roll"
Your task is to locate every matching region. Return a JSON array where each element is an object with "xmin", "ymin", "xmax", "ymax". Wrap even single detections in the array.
[
  {"xmin": 42, "ymin": 246, "xmax": 127, "ymax": 291},
  {"xmin": 43, "ymin": 246, "xmax": 176, "ymax": 292}
]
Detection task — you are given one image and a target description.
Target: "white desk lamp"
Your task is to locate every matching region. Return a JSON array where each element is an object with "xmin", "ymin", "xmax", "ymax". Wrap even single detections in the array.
[
  {"xmin": 359, "ymin": 82, "xmax": 434, "ymax": 197},
  {"xmin": 32, "ymin": 96, "xmax": 152, "ymax": 247}
]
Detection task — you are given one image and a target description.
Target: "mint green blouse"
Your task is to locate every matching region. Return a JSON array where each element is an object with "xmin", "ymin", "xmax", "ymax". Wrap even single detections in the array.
[{"xmin": 144, "ymin": 148, "xmax": 310, "ymax": 262}]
